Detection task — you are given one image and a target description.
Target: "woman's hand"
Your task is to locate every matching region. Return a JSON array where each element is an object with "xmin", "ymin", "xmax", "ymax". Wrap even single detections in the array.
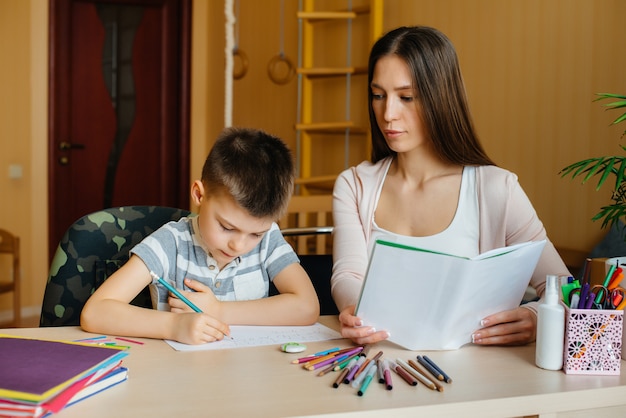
[
  {"xmin": 338, "ymin": 305, "xmax": 390, "ymax": 345},
  {"xmin": 471, "ymin": 307, "xmax": 537, "ymax": 345},
  {"xmin": 168, "ymin": 278, "xmax": 221, "ymax": 318}
]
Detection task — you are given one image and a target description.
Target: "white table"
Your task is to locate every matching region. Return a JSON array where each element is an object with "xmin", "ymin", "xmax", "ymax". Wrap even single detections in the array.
[{"xmin": 3, "ymin": 317, "xmax": 626, "ymax": 417}]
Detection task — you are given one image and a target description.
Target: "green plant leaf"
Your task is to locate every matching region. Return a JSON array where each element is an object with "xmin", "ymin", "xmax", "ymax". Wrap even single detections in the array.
[
  {"xmin": 615, "ymin": 157, "xmax": 626, "ymax": 190},
  {"xmin": 613, "ymin": 113, "xmax": 626, "ymax": 125},
  {"xmin": 595, "ymin": 93, "xmax": 626, "ymax": 101},
  {"xmin": 560, "ymin": 159, "xmax": 598, "ymax": 180},
  {"xmin": 561, "ymin": 93, "xmax": 626, "ymax": 232},
  {"xmin": 597, "ymin": 157, "xmax": 616, "ymax": 190},
  {"xmin": 601, "ymin": 100, "xmax": 626, "ymax": 109}
]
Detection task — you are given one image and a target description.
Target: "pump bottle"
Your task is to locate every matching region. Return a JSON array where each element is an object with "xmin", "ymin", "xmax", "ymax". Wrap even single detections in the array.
[{"xmin": 535, "ymin": 274, "xmax": 565, "ymax": 370}]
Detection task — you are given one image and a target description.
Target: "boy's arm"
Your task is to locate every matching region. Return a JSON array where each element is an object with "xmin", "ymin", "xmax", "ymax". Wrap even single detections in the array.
[
  {"xmin": 80, "ymin": 255, "xmax": 231, "ymax": 344},
  {"xmin": 182, "ymin": 262, "xmax": 320, "ymax": 326}
]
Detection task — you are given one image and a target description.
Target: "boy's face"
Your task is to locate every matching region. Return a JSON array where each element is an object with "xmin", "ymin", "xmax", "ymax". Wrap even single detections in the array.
[{"xmin": 191, "ymin": 181, "xmax": 273, "ymax": 268}]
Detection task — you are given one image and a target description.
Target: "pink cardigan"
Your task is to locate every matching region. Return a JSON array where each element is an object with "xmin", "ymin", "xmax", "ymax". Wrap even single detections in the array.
[{"xmin": 331, "ymin": 157, "xmax": 570, "ymax": 315}]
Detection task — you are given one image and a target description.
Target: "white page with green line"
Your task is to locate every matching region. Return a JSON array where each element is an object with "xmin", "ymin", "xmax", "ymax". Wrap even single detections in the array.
[{"xmin": 355, "ymin": 238, "xmax": 547, "ymax": 350}]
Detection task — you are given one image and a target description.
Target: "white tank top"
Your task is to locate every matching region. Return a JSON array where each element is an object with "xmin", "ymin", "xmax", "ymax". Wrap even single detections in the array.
[{"xmin": 371, "ymin": 165, "xmax": 479, "ymax": 258}]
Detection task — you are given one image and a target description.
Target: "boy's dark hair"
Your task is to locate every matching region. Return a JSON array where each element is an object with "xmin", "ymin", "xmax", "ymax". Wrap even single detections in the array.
[{"xmin": 201, "ymin": 127, "xmax": 294, "ymax": 219}]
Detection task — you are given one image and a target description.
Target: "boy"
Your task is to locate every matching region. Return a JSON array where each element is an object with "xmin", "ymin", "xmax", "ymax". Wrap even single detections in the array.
[{"xmin": 81, "ymin": 127, "xmax": 320, "ymax": 344}]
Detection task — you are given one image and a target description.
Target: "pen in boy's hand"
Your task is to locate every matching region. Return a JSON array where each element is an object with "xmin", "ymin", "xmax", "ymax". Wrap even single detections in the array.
[{"xmin": 150, "ymin": 272, "xmax": 234, "ymax": 341}]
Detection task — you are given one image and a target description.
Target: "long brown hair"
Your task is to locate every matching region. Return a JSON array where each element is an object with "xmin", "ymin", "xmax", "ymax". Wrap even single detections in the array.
[{"xmin": 368, "ymin": 26, "xmax": 495, "ymax": 166}]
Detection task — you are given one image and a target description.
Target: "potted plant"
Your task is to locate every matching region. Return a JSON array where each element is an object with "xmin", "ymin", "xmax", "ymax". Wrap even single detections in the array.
[{"xmin": 560, "ymin": 93, "xmax": 626, "ymax": 231}]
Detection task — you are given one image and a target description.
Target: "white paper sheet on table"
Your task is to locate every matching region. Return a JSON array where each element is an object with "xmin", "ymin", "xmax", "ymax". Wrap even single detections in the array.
[
  {"xmin": 355, "ymin": 238, "xmax": 547, "ymax": 351},
  {"xmin": 165, "ymin": 322, "xmax": 342, "ymax": 351}
]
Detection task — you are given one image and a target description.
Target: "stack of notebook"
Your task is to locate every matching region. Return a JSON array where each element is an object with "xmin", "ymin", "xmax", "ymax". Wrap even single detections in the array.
[{"xmin": 0, "ymin": 335, "xmax": 129, "ymax": 417}]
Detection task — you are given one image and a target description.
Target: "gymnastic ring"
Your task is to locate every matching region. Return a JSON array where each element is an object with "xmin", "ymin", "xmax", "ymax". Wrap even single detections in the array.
[
  {"xmin": 267, "ymin": 53, "xmax": 295, "ymax": 85},
  {"xmin": 233, "ymin": 48, "xmax": 248, "ymax": 80}
]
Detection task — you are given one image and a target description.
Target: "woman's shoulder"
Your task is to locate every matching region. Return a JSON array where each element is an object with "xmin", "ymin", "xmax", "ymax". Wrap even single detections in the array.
[
  {"xmin": 475, "ymin": 165, "xmax": 519, "ymax": 185},
  {"xmin": 338, "ymin": 158, "xmax": 391, "ymax": 182}
]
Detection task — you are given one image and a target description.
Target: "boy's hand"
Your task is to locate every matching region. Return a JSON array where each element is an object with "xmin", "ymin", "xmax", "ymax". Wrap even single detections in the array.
[
  {"xmin": 171, "ymin": 312, "xmax": 231, "ymax": 345},
  {"xmin": 168, "ymin": 278, "xmax": 221, "ymax": 317}
]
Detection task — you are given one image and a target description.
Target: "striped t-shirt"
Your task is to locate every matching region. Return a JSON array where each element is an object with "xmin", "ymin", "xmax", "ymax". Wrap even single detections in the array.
[{"xmin": 131, "ymin": 216, "xmax": 299, "ymax": 311}]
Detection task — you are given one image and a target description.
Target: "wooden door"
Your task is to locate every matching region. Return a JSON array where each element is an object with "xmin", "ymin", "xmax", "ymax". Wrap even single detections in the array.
[{"xmin": 48, "ymin": 0, "xmax": 190, "ymax": 261}]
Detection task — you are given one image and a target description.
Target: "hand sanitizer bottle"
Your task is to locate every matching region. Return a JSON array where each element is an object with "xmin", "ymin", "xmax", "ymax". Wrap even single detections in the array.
[{"xmin": 535, "ymin": 274, "xmax": 565, "ymax": 370}]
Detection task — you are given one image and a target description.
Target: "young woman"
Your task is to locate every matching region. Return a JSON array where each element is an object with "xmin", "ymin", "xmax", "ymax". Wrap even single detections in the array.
[{"xmin": 331, "ymin": 26, "xmax": 569, "ymax": 347}]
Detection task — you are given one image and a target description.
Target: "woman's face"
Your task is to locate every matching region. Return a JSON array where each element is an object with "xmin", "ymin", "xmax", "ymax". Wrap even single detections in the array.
[{"xmin": 371, "ymin": 55, "xmax": 428, "ymax": 154}]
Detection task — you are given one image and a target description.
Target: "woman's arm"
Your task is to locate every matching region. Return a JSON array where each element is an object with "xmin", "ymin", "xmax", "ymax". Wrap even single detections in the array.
[
  {"xmin": 474, "ymin": 169, "xmax": 570, "ymax": 345},
  {"xmin": 331, "ymin": 170, "xmax": 370, "ymax": 311},
  {"xmin": 331, "ymin": 167, "xmax": 391, "ymax": 344}
]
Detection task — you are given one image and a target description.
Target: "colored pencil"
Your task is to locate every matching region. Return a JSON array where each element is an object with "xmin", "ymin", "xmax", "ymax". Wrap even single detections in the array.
[
  {"xmin": 151, "ymin": 272, "xmax": 233, "ymax": 340},
  {"xmin": 308, "ymin": 353, "xmax": 350, "ymax": 371},
  {"xmin": 389, "ymin": 361, "xmax": 417, "ymax": 386},
  {"xmin": 334, "ymin": 352, "xmax": 362, "ymax": 371},
  {"xmin": 333, "ymin": 367, "xmax": 350, "ymax": 388},
  {"xmin": 409, "ymin": 359, "xmax": 444, "ymax": 392},
  {"xmin": 314, "ymin": 347, "xmax": 340, "ymax": 356},
  {"xmin": 423, "ymin": 355, "xmax": 453, "ymax": 383},
  {"xmin": 416, "ymin": 355, "xmax": 443, "ymax": 381},
  {"xmin": 115, "ymin": 337, "xmax": 144, "ymax": 345},
  {"xmin": 302, "ymin": 353, "xmax": 338, "ymax": 369},
  {"xmin": 397, "ymin": 358, "xmax": 436, "ymax": 390},
  {"xmin": 317, "ymin": 362, "xmax": 338, "ymax": 376}
]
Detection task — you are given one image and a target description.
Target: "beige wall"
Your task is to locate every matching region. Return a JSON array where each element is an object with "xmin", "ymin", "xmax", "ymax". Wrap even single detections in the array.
[
  {"xmin": 0, "ymin": 0, "xmax": 47, "ymax": 319},
  {"xmin": 2, "ymin": 0, "xmax": 626, "ymax": 317},
  {"xmin": 384, "ymin": 0, "xmax": 626, "ymax": 262}
]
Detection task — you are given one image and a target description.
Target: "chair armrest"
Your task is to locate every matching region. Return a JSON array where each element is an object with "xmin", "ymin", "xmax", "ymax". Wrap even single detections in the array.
[{"xmin": 281, "ymin": 226, "xmax": 333, "ymax": 237}]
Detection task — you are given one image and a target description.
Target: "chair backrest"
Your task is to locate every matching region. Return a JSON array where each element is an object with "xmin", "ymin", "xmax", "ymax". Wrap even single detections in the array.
[
  {"xmin": 279, "ymin": 194, "xmax": 333, "ymax": 255},
  {"xmin": 0, "ymin": 229, "xmax": 20, "ymax": 327},
  {"xmin": 40, "ymin": 206, "xmax": 191, "ymax": 327},
  {"xmin": 277, "ymin": 194, "xmax": 338, "ymax": 315}
]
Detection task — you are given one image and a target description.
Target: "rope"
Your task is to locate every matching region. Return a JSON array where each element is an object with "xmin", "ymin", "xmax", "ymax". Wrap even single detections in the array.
[
  {"xmin": 268, "ymin": 0, "xmax": 294, "ymax": 85},
  {"xmin": 224, "ymin": 0, "xmax": 235, "ymax": 127}
]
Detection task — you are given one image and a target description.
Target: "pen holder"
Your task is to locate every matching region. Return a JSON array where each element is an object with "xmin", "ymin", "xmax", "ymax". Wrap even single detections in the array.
[{"xmin": 563, "ymin": 308, "xmax": 623, "ymax": 375}]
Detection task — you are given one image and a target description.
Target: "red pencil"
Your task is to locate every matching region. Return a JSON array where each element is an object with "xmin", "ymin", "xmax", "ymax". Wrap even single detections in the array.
[{"xmin": 291, "ymin": 355, "xmax": 320, "ymax": 364}]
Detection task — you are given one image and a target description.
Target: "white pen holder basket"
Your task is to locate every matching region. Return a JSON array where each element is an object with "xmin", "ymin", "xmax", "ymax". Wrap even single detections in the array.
[{"xmin": 563, "ymin": 308, "xmax": 623, "ymax": 375}]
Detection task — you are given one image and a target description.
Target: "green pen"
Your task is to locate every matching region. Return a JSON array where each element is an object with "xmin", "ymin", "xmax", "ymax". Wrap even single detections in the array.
[
  {"xmin": 561, "ymin": 280, "xmax": 580, "ymax": 307},
  {"xmin": 595, "ymin": 263, "xmax": 617, "ymax": 304},
  {"xmin": 358, "ymin": 364, "xmax": 377, "ymax": 396},
  {"xmin": 603, "ymin": 263, "xmax": 617, "ymax": 288}
]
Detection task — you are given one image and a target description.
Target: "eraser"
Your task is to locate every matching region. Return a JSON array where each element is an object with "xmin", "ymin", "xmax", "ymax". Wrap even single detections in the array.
[{"xmin": 281, "ymin": 342, "xmax": 306, "ymax": 353}]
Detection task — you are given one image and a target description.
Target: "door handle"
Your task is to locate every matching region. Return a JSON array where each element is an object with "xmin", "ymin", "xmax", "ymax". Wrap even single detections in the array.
[{"xmin": 59, "ymin": 141, "xmax": 85, "ymax": 150}]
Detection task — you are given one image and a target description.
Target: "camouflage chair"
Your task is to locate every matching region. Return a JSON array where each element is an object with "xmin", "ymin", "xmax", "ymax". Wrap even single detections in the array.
[{"xmin": 40, "ymin": 206, "xmax": 191, "ymax": 327}]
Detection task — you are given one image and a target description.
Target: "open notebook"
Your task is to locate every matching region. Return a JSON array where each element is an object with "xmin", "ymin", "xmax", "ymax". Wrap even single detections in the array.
[{"xmin": 355, "ymin": 238, "xmax": 546, "ymax": 350}]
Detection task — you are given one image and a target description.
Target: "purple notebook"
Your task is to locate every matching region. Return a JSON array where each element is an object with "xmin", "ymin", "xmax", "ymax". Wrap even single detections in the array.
[{"xmin": 0, "ymin": 335, "xmax": 128, "ymax": 402}]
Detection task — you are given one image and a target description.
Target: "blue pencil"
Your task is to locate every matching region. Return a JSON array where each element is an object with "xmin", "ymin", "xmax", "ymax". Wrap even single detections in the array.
[
  {"xmin": 155, "ymin": 276, "xmax": 203, "ymax": 313},
  {"xmin": 150, "ymin": 272, "xmax": 233, "ymax": 340}
]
